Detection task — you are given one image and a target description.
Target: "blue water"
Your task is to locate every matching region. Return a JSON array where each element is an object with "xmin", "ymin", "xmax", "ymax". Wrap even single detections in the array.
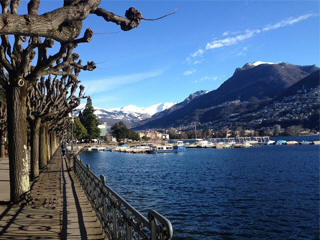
[{"xmin": 80, "ymin": 144, "xmax": 320, "ymax": 240}]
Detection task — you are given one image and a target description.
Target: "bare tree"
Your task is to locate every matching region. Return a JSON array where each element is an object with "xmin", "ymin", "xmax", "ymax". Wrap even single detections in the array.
[
  {"xmin": 27, "ymin": 69, "xmax": 86, "ymax": 179},
  {"xmin": 0, "ymin": 99, "xmax": 6, "ymax": 157},
  {"xmin": 0, "ymin": 0, "xmax": 143, "ymax": 202}
]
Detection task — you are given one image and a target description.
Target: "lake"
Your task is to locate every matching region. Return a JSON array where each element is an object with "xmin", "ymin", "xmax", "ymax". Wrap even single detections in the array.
[{"xmin": 80, "ymin": 141, "xmax": 319, "ymax": 240}]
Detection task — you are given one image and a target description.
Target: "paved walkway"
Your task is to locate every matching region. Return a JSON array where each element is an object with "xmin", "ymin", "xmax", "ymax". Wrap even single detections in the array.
[{"xmin": 0, "ymin": 152, "xmax": 105, "ymax": 239}]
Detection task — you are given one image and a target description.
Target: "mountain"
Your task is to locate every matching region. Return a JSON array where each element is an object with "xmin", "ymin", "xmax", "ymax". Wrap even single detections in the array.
[
  {"xmin": 111, "ymin": 103, "xmax": 175, "ymax": 116},
  {"xmin": 279, "ymin": 70, "xmax": 320, "ymax": 97},
  {"xmin": 76, "ymin": 102, "xmax": 174, "ymax": 129},
  {"xmin": 135, "ymin": 62, "xmax": 319, "ymax": 130},
  {"xmin": 135, "ymin": 90, "xmax": 208, "ymax": 127}
]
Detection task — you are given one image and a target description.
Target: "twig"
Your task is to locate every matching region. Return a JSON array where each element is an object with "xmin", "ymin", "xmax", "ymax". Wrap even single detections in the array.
[{"xmin": 142, "ymin": 8, "xmax": 179, "ymax": 21}]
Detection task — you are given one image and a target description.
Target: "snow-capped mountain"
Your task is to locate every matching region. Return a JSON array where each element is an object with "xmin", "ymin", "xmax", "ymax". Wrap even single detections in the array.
[
  {"xmin": 248, "ymin": 61, "xmax": 275, "ymax": 67},
  {"xmin": 241, "ymin": 61, "xmax": 277, "ymax": 70},
  {"xmin": 76, "ymin": 102, "xmax": 174, "ymax": 129},
  {"xmin": 109, "ymin": 103, "xmax": 175, "ymax": 116}
]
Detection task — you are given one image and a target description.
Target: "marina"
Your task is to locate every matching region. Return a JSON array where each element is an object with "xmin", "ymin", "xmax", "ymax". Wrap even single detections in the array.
[{"xmin": 83, "ymin": 136, "xmax": 320, "ymax": 154}]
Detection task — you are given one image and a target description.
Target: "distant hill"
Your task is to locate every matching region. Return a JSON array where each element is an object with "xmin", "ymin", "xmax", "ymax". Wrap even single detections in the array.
[{"xmin": 134, "ymin": 62, "xmax": 319, "ymax": 130}]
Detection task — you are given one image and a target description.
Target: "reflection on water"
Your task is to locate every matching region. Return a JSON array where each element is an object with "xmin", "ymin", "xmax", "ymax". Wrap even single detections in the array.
[{"xmin": 80, "ymin": 144, "xmax": 319, "ymax": 240}]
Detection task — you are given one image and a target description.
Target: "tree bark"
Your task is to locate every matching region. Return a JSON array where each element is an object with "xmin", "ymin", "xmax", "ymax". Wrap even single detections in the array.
[
  {"xmin": 52, "ymin": 131, "xmax": 57, "ymax": 153},
  {"xmin": 30, "ymin": 118, "xmax": 41, "ymax": 179},
  {"xmin": 6, "ymin": 85, "xmax": 30, "ymax": 203},
  {"xmin": 39, "ymin": 122, "xmax": 48, "ymax": 169},
  {"xmin": 0, "ymin": 131, "xmax": 4, "ymax": 158},
  {"xmin": 46, "ymin": 125, "xmax": 50, "ymax": 162}
]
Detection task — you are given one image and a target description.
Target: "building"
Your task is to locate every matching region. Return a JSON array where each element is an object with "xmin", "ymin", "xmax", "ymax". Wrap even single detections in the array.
[{"xmin": 138, "ymin": 130, "xmax": 169, "ymax": 140}]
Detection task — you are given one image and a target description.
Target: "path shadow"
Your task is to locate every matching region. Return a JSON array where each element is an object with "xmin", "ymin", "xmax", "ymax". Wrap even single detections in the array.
[{"xmin": 64, "ymin": 157, "xmax": 88, "ymax": 240}]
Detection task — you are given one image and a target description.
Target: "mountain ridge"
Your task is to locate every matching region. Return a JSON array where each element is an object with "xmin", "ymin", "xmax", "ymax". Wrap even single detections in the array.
[{"xmin": 134, "ymin": 62, "xmax": 319, "ymax": 130}]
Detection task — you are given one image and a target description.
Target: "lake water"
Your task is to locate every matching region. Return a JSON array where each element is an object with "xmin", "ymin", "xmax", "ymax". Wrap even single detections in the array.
[{"xmin": 80, "ymin": 141, "xmax": 319, "ymax": 240}]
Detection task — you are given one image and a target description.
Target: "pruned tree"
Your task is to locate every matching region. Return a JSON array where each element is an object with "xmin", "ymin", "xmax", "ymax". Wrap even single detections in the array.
[
  {"xmin": 27, "ymin": 69, "xmax": 86, "ymax": 179},
  {"xmin": 0, "ymin": 99, "xmax": 6, "ymax": 157},
  {"xmin": 0, "ymin": 0, "xmax": 175, "ymax": 203},
  {"xmin": 0, "ymin": 0, "xmax": 140, "ymax": 203}
]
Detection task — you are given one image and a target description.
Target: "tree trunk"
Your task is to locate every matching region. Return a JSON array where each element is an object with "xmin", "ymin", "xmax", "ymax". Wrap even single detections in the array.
[
  {"xmin": 0, "ymin": 131, "xmax": 5, "ymax": 158},
  {"xmin": 52, "ymin": 131, "xmax": 57, "ymax": 153},
  {"xmin": 39, "ymin": 123, "xmax": 48, "ymax": 169},
  {"xmin": 30, "ymin": 118, "xmax": 41, "ymax": 179},
  {"xmin": 6, "ymin": 85, "xmax": 30, "ymax": 203},
  {"xmin": 46, "ymin": 125, "xmax": 50, "ymax": 162}
]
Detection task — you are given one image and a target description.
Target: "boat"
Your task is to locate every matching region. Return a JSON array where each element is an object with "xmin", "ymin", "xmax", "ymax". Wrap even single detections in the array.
[
  {"xmin": 300, "ymin": 140, "xmax": 312, "ymax": 145},
  {"xmin": 312, "ymin": 140, "xmax": 320, "ymax": 145},
  {"xmin": 286, "ymin": 141, "xmax": 299, "ymax": 145},
  {"xmin": 242, "ymin": 142, "xmax": 252, "ymax": 148},
  {"xmin": 266, "ymin": 140, "xmax": 275, "ymax": 145},
  {"xmin": 195, "ymin": 139, "xmax": 214, "ymax": 148},
  {"xmin": 114, "ymin": 144, "xmax": 130, "ymax": 152},
  {"xmin": 129, "ymin": 145, "xmax": 151, "ymax": 153},
  {"xmin": 147, "ymin": 144, "xmax": 184, "ymax": 154},
  {"xmin": 275, "ymin": 140, "xmax": 287, "ymax": 145}
]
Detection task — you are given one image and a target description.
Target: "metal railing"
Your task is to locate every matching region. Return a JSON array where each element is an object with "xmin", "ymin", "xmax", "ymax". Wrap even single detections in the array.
[{"xmin": 72, "ymin": 155, "xmax": 173, "ymax": 240}]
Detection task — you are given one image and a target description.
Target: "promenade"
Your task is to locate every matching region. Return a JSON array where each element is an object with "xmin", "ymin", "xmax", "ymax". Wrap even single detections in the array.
[{"xmin": 0, "ymin": 152, "xmax": 105, "ymax": 239}]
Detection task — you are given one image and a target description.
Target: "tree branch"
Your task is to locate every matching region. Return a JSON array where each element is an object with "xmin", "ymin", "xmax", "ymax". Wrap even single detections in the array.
[
  {"xmin": 0, "ymin": 2, "xmax": 143, "ymax": 42},
  {"xmin": 93, "ymin": 7, "xmax": 142, "ymax": 31}
]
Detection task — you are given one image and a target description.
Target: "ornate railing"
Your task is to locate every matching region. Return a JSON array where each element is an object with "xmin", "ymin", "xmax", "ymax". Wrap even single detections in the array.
[{"xmin": 72, "ymin": 155, "xmax": 173, "ymax": 240}]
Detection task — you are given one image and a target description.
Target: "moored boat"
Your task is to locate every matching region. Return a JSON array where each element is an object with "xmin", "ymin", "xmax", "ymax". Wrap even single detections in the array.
[
  {"xmin": 147, "ymin": 144, "xmax": 184, "ymax": 154},
  {"xmin": 300, "ymin": 140, "xmax": 312, "ymax": 145},
  {"xmin": 276, "ymin": 140, "xmax": 287, "ymax": 145},
  {"xmin": 266, "ymin": 140, "xmax": 275, "ymax": 145}
]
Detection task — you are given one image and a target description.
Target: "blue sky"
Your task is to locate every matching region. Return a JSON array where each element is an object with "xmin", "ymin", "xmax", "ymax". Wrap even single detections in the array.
[{"xmin": 37, "ymin": 1, "xmax": 320, "ymax": 109}]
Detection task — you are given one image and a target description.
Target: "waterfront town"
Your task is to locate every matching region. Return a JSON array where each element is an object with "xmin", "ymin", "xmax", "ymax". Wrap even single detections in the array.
[{"xmin": 0, "ymin": 1, "xmax": 318, "ymax": 240}]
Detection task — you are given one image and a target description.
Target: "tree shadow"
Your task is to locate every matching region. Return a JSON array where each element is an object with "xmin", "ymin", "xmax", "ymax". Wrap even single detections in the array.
[{"xmin": 63, "ymin": 157, "xmax": 88, "ymax": 240}]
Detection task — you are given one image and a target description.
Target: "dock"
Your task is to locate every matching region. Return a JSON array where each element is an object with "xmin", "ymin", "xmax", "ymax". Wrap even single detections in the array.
[{"xmin": 0, "ymin": 152, "xmax": 105, "ymax": 239}]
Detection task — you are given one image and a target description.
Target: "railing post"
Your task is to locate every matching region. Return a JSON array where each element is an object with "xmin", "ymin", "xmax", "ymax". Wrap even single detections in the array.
[
  {"xmin": 99, "ymin": 175, "xmax": 106, "ymax": 232},
  {"xmin": 126, "ymin": 209, "xmax": 132, "ymax": 240},
  {"xmin": 149, "ymin": 214, "xmax": 157, "ymax": 240},
  {"xmin": 112, "ymin": 197, "xmax": 118, "ymax": 239},
  {"xmin": 100, "ymin": 175, "xmax": 106, "ymax": 185}
]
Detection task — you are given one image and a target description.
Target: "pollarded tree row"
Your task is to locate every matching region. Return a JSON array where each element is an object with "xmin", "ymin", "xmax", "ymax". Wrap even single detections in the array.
[{"xmin": 0, "ymin": 0, "xmax": 144, "ymax": 202}]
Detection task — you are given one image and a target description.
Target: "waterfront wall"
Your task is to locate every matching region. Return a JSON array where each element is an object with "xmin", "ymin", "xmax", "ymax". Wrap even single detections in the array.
[{"xmin": 72, "ymin": 154, "xmax": 173, "ymax": 240}]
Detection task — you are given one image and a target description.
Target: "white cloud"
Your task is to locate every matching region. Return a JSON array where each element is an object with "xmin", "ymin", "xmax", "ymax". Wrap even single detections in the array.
[
  {"xmin": 184, "ymin": 69, "xmax": 196, "ymax": 76},
  {"xmin": 189, "ymin": 13, "xmax": 314, "ymax": 60},
  {"xmin": 237, "ymin": 46, "xmax": 249, "ymax": 56},
  {"xmin": 191, "ymin": 49, "xmax": 204, "ymax": 58},
  {"xmin": 206, "ymin": 29, "xmax": 258, "ymax": 50},
  {"xmin": 83, "ymin": 70, "xmax": 164, "ymax": 95},
  {"xmin": 262, "ymin": 13, "xmax": 314, "ymax": 32}
]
